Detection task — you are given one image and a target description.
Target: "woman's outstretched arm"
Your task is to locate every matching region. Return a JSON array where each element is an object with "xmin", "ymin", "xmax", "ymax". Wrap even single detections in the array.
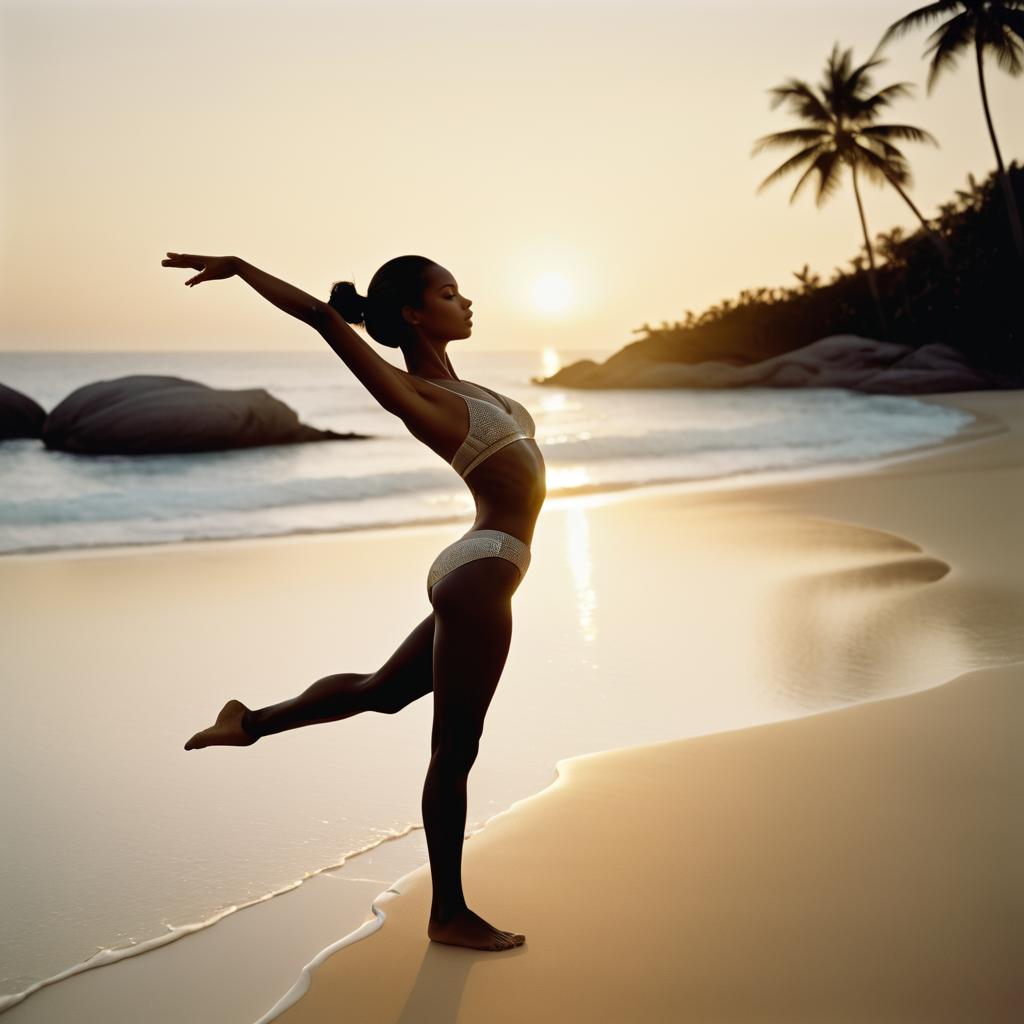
[
  {"xmin": 161, "ymin": 253, "xmax": 320, "ymax": 324},
  {"xmin": 233, "ymin": 258, "xmax": 323, "ymax": 327},
  {"xmin": 162, "ymin": 252, "xmax": 424, "ymax": 417},
  {"xmin": 234, "ymin": 259, "xmax": 424, "ymax": 414}
]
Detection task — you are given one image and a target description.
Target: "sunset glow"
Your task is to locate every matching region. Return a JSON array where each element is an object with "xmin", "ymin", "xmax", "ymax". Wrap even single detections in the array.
[
  {"xmin": 530, "ymin": 273, "xmax": 574, "ymax": 316},
  {"xmin": 2, "ymin": 1, "xmax": 1021, "ymax": 353}
]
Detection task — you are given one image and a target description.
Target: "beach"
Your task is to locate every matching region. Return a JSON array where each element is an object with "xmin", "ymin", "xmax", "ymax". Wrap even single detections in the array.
[{"xmin": 1, "ymin": 389, "xmax": 1021, "ymax": 1023}]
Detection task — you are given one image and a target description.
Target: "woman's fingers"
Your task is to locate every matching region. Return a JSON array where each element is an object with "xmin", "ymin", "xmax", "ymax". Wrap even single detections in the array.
[
  {"xmin": 162, "ymin": 253, "xmax": 205, "ymax": 269},
  {"xmin": 163, "ymin": 252, "xmax": 234, "ymax": 287},
  {"xmin": 161, "ymin": 251, "xmax": 215, "ymax": 287}
]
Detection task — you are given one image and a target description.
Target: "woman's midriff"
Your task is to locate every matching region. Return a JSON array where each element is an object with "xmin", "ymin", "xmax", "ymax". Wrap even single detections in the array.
[{"xmin": 462, "ymin": 439, "xmax": 546, "ymax": 547}]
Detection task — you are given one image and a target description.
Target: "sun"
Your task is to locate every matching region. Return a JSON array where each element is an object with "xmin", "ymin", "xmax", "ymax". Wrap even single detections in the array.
[{"xmin": 530, "ymin": 272, "xmax": 573, "ymax": 315}]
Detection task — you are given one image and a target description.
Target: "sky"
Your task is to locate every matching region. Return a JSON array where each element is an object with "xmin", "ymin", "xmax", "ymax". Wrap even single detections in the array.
[{"xmin": 1, "ymin": 0, "xmax": 1021, "ymax": 355}]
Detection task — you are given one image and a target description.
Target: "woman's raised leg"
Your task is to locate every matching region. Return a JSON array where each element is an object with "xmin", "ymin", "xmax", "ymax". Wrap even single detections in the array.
[
  {"xmin": 422, "ymin": 557, "xmax": 526, "ymax": 951},
  {"xmin": 183, "ymin": 612, "xmax": 437, "ymax": 749}
]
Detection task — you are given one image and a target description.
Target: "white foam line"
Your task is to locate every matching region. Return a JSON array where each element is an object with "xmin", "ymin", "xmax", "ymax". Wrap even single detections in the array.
[
  {"xmin": 250, "ymin": 880, "xmax": 410, "ymax": 1024},
  {"xmin": 0, "ymin": 903, "xmax": 251, "ymax": 1014},
  {"xmin": 248, "ymin": 799, "xmax": 558, "ymax": 1023},
  {"xmin": 0, "ymin": 824, "xmax": 423, "ymax": 1016}
]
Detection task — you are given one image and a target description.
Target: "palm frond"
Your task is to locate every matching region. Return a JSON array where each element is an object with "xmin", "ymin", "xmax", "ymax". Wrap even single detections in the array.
[
  {"xmin": 755, "ymin": 142, "xmax": 827, "ymax": 193},
  {"xmin": 858, "ymin": 135, "xmax": 913, "ymax": 170},
  {"xmin": 810, "ymin": 150, "xmax": 845, "ymax": 208},
  {"xmin": 989, "ymin": 22, "xmax": 1024, "ymax": 74},
  {"xmin": 784, "ymin": 157, "xmax": 822, "ymax": 207},
  {"xmin": 845, "ymin": 52, "xmax": 888, "ymax": 100},
  {"xmin": 750, "ymin": 127, "xmax": 828, "ymax": 157},
  {"xmin": 853, "ymin": 81, "xmax": 916, "ymax": 118},
  {"xmin": 878, "ymin": 1, "xmax": 963, "ymax": 48},
  {"xmin": 856, "ymin": 143, "xmax": 911, "ymax": 188},
  {"xmin": 923, "ymin": 10, "xmax": 975, "ymax": 92},
  {"xmin": 860, "ymin": 122, "xmax": 939, "ymax": 146},
  {"xmin": 1002, "ymin": 8, "xmax": 1024, "ymax": 45},
  {"xmin": 766, "ymin": 79, "xmax": 832, "ymax": 124},
  {"xmin": 822, "ymin": 44, "xmax": 867, "ymax": 119}
]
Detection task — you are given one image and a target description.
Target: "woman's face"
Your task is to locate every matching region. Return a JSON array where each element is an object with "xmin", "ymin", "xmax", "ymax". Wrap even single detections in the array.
[{"xmin": 406, "ymin": 263, "xmax": 473, "ymax": 342}]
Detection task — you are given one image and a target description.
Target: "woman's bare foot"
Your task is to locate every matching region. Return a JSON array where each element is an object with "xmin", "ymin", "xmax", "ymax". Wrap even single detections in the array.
[
  {"xmin": 184, "ymin": 700, "xmax": 259, "ymax": 750},
  {"xmin": 427, "ymin": 907, "xmax": 525, "ymax": 951}
]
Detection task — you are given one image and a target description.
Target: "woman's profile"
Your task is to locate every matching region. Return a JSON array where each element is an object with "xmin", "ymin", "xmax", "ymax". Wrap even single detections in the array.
[{"xmin": 161, "ymin": 251, "xmax": 546, "ymax": 952}]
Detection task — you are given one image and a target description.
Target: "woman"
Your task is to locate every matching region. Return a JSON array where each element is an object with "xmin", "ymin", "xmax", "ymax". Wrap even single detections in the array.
[{"xmin": 162, "ymin": 252, "xmax": 545, "ymax": 952}]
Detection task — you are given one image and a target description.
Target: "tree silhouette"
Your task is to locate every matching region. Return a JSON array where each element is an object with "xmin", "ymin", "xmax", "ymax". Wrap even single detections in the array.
[
  {"xmin": 955, "ymin": 171, "xmax": 987, "ymax": 210},
  {"xmin": 879, "ymin": 0, "xmax": 1024, "ymax": 265},
  {"xmin": 792, "ymin": 263, "xmax": 823, "ymax": 293},
  {"xmin": 752, "ymin": 44, "xmax": 950, "ymax": 335}
]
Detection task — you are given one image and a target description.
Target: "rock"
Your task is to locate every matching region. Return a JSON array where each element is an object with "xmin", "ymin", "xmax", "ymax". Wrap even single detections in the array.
[
  {"xmin": 42, "ymin": 375, "xmax": 368, "ymax": 455},
  {"xmin": 531, "ymin": 358, "xmax": 604, "ymax": 387},
  {"xmin": 863, "ymin": 343, "xmax": 994, "ymax": 394},
  {"xmin": 539, "ymin": 335, "xmax": 997, "ymax": 394},
  {"xmin": 0, "ymin": 382, "xmax": 47, "ymax": 440}
]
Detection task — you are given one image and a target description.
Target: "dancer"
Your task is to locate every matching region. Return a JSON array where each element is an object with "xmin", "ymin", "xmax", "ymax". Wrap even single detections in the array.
[{"xmin": 162, "ymin": 252, "xmax": 546, "ymax": 952}]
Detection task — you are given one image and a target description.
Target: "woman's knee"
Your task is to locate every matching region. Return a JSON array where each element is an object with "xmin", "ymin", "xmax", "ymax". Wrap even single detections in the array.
[{"xmin": 430, "ymin": 726, "xmax": 482, "ymax": 773}]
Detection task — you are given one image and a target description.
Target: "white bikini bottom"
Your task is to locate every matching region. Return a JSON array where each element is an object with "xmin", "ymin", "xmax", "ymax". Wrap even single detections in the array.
[{"xmin": 427, "ymin": 528, "xmax": 531, "ymax": 598}]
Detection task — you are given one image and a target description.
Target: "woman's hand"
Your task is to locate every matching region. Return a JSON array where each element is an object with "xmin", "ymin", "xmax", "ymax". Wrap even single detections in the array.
[{"xmin": 161, "ymin": 252, "xmax": 238, "ymax": 287}]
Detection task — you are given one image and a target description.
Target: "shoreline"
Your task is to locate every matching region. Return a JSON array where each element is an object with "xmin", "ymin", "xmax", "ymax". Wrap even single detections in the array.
[
  {"xmin": 0, "ymin": 388, "xmax": 1000, "ymax": 564},
  {"xmin": 1, "ymin": 389, "xmax": 1020, "ymax": 1022},
  {"xmin": 278, "ymin": 659, "xmax": 1020, "ymax": 1024}
]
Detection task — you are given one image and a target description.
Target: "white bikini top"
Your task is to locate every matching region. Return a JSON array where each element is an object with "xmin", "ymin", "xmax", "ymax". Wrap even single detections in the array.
[{"xmin": 421, "ymin": 377, "xmax": 536, "ymax": 479}]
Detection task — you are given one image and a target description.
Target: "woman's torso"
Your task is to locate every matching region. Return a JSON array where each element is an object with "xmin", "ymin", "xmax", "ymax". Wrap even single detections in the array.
[{"xmin": 404, "ymin": 375, "xmax": 546, "ymax": 546}]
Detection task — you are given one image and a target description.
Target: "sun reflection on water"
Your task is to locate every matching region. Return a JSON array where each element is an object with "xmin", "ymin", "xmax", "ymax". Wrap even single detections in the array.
[
  {"xmin": 547, "ymin": 465, "xmax": 594, "ymax": 492},
  {"xmin": 566, "ymin": 507, "xmax": 598, "ymax": 643},
  {"xmin": 540, "ymin": 347, "xmax": 562, "ymax": 378}
]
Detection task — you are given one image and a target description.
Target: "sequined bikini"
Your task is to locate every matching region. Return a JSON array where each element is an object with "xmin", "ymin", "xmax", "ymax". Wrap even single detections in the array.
[
  {"xmin": 420, "ymin": 377, "xmax": 537, "ymax": 597},
  {"xmin": 425, "ymin": 378, "xmax": 536, "ymax": 479}
]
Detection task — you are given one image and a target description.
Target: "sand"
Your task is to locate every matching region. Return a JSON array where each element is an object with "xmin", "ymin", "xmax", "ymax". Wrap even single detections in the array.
[
  {"xmin": 273, "ymin": 391, "xmax": 1024, "ymax": 1024},
  {"xmin": 274, "ymin": 661, "xmax": 1022, "ymax": 1023},
  {"xmin": 1, "ymin": 390, "xmax": 1021, "ymax": 1023}
]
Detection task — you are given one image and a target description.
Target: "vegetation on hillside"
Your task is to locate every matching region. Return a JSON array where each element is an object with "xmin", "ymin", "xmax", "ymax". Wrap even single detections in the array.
[
  {"xmin": 618, "ymin": 2, "xmax": 1024, "ymax": 381},
  {"xmin": 623, "ymin": 163, "xmax": 1021, "ymax": 378}
]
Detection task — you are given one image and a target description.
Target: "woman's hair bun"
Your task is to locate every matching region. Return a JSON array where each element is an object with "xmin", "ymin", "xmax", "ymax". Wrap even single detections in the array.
[
  {"xmin": 328, "ymin": 280, "xmax": 367, "ymax": 325},
  {"xmin": 326, "ymin": 256, "xmax": 436, "ymax": 349}
]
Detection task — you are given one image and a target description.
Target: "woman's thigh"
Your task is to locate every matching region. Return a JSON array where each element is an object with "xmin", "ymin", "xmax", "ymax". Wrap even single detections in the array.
[
  {"xmin": 429, "ymin": 558, "xmax": 517, "ymax": 745},
  {"xmin": 363, "ymin": 612, "xmax": 436, "ymax": 714}
]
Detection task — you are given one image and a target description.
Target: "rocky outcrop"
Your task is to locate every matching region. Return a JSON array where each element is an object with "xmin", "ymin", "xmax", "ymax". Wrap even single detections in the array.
[
  {"xmin": 535, "ymin": 336, "xmax": 999, "ymax": 394},
  {"xmin": 0, "ymin": 382, "xmax": 47, "ymax": 440},
  {"xmin": 42, "ymin": 375, "xmax": 368, "ymax": 454}
]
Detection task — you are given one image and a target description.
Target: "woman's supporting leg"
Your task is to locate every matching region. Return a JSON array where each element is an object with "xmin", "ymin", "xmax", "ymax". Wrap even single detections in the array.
[
  {"xmin": 183, "ymin": 612, "xmax": 437, "ymax": 750},
  {"xmin": 422, "ymin": 557, "xmax": 526, "ymax": 951}
]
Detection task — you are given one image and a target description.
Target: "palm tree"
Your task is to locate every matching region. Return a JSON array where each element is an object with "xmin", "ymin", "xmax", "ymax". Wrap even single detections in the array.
[
  {"xmin": 955, "ymin": 170, "xmax": 987, "ymax": 210},
  {"xmin": 879, "ymin": 0, "xmax": 1024, "ymax": 263},
  {"xmin": 876, "ymin": 226, "xmax": 908, "ymax": 264},
  {"xmin": 752, "ymin": 44, "xmax": 949, "ymax": 335},
  {"xmin": 792, "ymin": 263, "xmax": 823, "ymax": 293}
]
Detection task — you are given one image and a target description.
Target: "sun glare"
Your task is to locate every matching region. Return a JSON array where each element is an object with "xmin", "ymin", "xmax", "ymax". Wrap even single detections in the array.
[
  {"xmin": 541, "ymin": 347, "xmax": 562, "ymax": 378},
  {"xmin": 531, "ymin": 273, "xmax": 573, "ymax": 315}
]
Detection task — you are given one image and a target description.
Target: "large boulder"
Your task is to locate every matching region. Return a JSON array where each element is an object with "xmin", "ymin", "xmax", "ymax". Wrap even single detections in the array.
[
  {"xmin": 0, "ymin": 382, "xmax": 47, "ymax": 440},
  {"xmin": 42, "ymin": 375, "xmax": 367, "ymax": 454},
  {"xmin": 538, "ymin": 336, "xmax": 997, "ymax": 393},
  {"xmin": 863, "ymin": 342, "xmax": 996, "ymax": 394}
]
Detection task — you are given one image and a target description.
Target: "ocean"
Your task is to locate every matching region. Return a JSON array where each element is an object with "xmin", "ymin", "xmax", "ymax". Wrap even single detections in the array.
[
  {"xmin": 0, "ymin": 348, "xmax": 978, "ymax": 1012},
  {"xmin": 0, "ymin": 349, "xmax": 975, "ymax": 555}
]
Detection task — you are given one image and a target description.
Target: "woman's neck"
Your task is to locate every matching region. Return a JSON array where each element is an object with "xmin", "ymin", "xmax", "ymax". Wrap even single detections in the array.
[{"xmin": 405, "ymin": 348, "xmax": 457, "ymax": 380}]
